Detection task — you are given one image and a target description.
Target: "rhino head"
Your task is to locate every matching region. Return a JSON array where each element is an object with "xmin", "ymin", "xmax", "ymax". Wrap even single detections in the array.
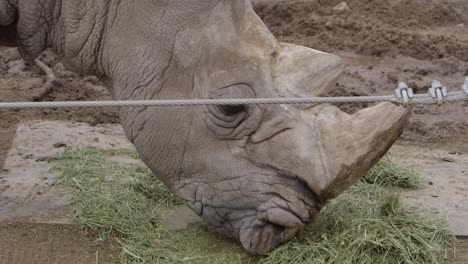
[{"xmin": 1, "ymin": 0, "xmax": 410, "ymax": 254}]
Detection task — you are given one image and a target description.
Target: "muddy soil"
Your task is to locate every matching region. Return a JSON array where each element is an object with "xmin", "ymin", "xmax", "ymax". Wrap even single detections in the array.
[
  {"xmin": 458, "ymin": 240, "xmax": 468, "ymax": 264},
  {"xmin": 256, "ymin": 0, "xmax": 468, "ymax": 143},
  {"xmin": 0, "ymin": 0, "xmax": 467, "ymax": 263},
  {"xmin": 0, "ymin": 222, "xmax": 119, "ymax": 264},
  {"xmin": 0, "ymin": 48, "xmax": 119, "ymax": 170}
]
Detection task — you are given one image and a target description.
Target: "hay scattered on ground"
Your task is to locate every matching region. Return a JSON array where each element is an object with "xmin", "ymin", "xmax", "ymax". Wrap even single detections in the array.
[
  {"xmin": 53, "ymin": 148, "xmax": 252, "ymax": 263},
  {"xmin": 363, "ymin": 156, "xmax": 424, "ymax": 189},
  {"xmin": 263, "ymin": 183, "xmax": 454, "ymax": 264},
  {"xmin": 54, "ymin": 148, "xmax": 455, "ymax": 264}
]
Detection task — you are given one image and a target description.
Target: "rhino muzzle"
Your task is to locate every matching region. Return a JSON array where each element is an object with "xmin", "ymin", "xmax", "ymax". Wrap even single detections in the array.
[{"xmin": 236, "ymin": 102, "xmax": 410, "ymax": 254}]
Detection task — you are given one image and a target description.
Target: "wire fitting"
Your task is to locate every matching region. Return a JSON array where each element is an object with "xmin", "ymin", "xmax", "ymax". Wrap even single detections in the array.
[
  {"xmin": 395, "ymin": 82, "xmax": 414, "ymax": 107},
  {"xmin": 463, "ymin": 77, "xmax": 468, "ymax": 95},
  {"xmin": 429, "ymin": 80, "xmax": 448, "ymax": 106}
]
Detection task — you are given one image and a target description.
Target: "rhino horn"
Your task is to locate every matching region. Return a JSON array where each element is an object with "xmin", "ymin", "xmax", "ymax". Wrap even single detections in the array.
[
  {"xmin": 302, "ymin": 102, "xmax": 412, "ymax": 200},
  {"xmin": 273, "ymin": 42, "xmax": 345, "ymax": 98},
  {"xmin": 267, "ymin": 43, "xmax": 410, "ymax": 200}
]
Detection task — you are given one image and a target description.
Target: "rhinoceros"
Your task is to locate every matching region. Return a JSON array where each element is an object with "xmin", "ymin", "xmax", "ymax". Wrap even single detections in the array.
[{"xmin": 0, "ymin": 0, "xmax": 410, "ymax": 254}]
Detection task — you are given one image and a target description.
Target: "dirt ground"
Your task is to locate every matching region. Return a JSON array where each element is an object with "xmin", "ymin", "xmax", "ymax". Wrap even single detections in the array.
[
  {"xmin": 0, "ymin": 0, "xmax": 467, "ymax": 263},
  {"xmin": 0, "ymin": 222, "xmax": 119, "ymax": 264}
]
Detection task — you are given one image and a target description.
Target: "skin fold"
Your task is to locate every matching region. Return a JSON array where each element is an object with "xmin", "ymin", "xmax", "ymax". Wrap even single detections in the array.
[{"xmin": 0, "ymin": 0, "xmax": 411, "ymax": 254}]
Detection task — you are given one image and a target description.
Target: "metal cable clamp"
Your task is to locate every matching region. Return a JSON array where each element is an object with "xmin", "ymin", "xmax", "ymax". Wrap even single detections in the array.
[
  {"xmin": 463, "ymin": 77, "xmax": 468, "ymax": 95},
  {"xmin": 429, "ymin": 80, "xmax": 448, "ymax": 106},
  {"xmin": 395, "ymin": 82, "xmax": 414, "ymax": 107}
]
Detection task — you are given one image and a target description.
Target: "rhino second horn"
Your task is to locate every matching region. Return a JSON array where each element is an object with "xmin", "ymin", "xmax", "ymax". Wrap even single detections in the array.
[{"xmin": 273, "ymin": 42, "xmax": 345, "ymax": 98}]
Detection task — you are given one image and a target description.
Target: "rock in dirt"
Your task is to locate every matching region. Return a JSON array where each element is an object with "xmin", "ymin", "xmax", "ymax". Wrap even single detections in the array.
[
  {"xmin": 333, "ymin": 2, "xmax": 350, "ymax": 15},
  {"xmin": 441, "ymin": 157, "xmax": 456, "ymax": 163},
  {"xmin": 7, "ymin": 60, "xmax": 27, "ymax": 75},
  {"xmin": 52, "ymin": 142, "xmax": 68, "ymax": 148}
]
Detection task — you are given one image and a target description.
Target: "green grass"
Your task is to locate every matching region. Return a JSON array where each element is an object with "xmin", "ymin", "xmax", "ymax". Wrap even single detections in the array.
[{"xmin": 53, "ymin": 148, "xmax": 455, "ymax": 264}]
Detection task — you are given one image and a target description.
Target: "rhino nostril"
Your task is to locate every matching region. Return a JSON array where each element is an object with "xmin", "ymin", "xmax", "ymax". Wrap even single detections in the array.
[
  {"xmin": 240, "ymin": 222, "xmax": 300, "ymax": 255},
  {"xmin": 262, "ymin": 207, "xmax": 305, "ymax": 228}
]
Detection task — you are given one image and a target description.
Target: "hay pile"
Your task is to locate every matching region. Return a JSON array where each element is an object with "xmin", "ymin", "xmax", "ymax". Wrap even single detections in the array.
[
  {"xmin": 54, "ymin": 148, "xmax": 455, "ymax": 264},
  {"xmin": 364, "ymin": 156, "xmax": 423, "ymax": 189},
  {"xmin": 263, "ymin": 183, "xmax": 453, "ymax": 263}
]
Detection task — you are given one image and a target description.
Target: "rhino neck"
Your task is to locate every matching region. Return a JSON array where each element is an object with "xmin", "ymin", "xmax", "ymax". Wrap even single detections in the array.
[{"xmin": 99, "ymin": 1, "xmax": 219, "ymax": 101}]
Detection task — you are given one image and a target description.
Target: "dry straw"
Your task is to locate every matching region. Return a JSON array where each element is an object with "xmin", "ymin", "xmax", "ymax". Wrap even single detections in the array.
[{"xmin": 53, "ymin": 148, "xmax": 455, "ymax": 264}]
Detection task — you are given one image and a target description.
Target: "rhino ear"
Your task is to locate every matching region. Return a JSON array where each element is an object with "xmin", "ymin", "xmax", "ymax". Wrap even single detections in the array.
[{"xmin": 273, "ymin": 42, "xmax": 345, "ymax": 98}]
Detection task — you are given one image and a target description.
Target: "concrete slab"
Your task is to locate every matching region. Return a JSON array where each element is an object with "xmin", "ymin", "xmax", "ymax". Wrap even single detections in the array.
[
  {"xmin": 0, "ymin": 121, "xmax": 133, "ymax": 224},
  {"xmin": 0, "ymin": 120, "xmax": 201, "ymax": 229},
  {"xmin": 392, "ymin": 144, "xmax": 468, "ymax": 237}
]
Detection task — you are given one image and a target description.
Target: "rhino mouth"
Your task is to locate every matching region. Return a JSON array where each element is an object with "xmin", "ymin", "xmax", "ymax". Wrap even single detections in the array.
[
  {"xmin": 182, "ymin": 166, "xmax": 324, "ymax": 255},
  {"xmin": 239, "ymin": 217, "xmax": 301, "ymax": 255},
  {"xmin": 238, "ymin": 168, "xmax": 324, "ymax": 254}
]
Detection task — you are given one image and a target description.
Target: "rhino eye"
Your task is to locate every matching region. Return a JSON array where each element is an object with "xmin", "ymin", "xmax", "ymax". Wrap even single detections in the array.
[
  {"xmin": 205, "ymin": 84, "xmax": 262, "ymax": 139},
  {"xmin": 218, "ymin": 105, "xmax": 246, "ymax": 116}
]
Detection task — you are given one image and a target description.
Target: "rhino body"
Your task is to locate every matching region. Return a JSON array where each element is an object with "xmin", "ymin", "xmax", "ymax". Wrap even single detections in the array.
[{"xmin": 0, "ymin": 0, "xmax": 410, "ymax": 254}]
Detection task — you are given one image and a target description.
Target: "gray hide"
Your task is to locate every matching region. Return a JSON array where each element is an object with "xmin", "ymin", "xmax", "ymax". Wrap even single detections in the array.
[{"xmin": 0, "ymin": 0, "xmax": 411, "ymax": 254}]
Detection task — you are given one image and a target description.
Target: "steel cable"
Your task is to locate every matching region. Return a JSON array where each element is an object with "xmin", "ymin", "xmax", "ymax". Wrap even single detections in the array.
[{"xmin": 0, "ymin": 92, "xmax": 466, "ymax": 109}]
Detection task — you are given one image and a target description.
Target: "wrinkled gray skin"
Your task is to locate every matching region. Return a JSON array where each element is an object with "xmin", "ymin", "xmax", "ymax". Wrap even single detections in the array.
[{"xmin": 0, "ymin": 0, "xmax": 411, "ymax": 254}]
